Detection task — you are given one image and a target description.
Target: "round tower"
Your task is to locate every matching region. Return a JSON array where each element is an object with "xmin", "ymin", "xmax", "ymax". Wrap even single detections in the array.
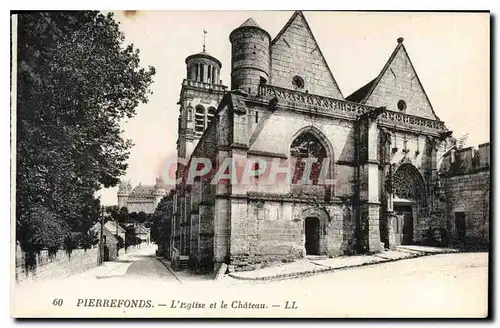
[
  {"xmin": 185, "ymin": 50, "xmax": 222, "ymax": 85},
  {"xmin": 229, "ymin": 17, "xmax": 271, "ymax": 95},
  {"xmin": 153, "ymin": 176, "xmax": 167, "ymax": 208},
  {"xmin": 117, "ymin": 180, "xmax": 131, "ymax": 209}
]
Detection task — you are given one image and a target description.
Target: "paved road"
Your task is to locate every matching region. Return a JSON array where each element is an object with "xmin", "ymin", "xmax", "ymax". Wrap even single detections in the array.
[
  {"xmin": 124, "ymin": 253, "xmax": 174, "ymax": 279},
  {"xmin": 222, "ymin": 252, "xmax": 489, "ymax": 318},
  {"xmin": 12, "ymin": 250, "xmax": 487, "ymax": 318}
]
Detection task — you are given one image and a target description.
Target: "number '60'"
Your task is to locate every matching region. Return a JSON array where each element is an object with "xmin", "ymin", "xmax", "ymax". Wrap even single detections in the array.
[{"xmin": 52, "ymin": 299, "xmax": 63, "ymax": 306}]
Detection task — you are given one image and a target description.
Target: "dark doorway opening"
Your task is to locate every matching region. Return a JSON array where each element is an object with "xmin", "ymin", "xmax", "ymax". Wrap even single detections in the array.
[
  {"xmin": 455, "ymin": 212, "xmax": 466, "ymax": 242},
  {"xmin": 305, "ymin": 217, "xmax": 320, "ymax": 255},
  {"xmin": 104, "ymin": 245, "xmax": 110, "ymax": 262},
  {"xmin": 394, "ymin": 205, "xmax": 414, "ymax": 245}
]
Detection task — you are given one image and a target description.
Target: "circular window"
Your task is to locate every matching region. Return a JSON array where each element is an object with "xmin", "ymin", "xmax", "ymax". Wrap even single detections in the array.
[
  {"xmin": 292, "ymin": 75, "xmax": 305, "ymax": 89},
  {"xmin": 397, "ymin": 100, "xmax": 407, "ymax": 111}
]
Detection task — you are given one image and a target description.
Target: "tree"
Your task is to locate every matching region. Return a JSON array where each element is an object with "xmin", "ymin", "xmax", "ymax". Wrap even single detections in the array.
[
  {"xmin": 105, "ymin": 205, "xmax": 120, "ymax": 221},
  {"xmin": 118, "ymin": 206, "xmax": 129, "ymax": 223},
  {"xmin": 128, "ymin": 212, "xmax": 139, "ymax": 222},
  {"xmin": 16, "ymin": 12, "xmax": 155, "ymax": 266},
  {"xmin": 150, "ymin": 194, "xmax": 174, "ymax": 254},
  {"xmin": 124, "ymin": 225, "xmax": 141, "ymax": 248},
  {"xmin": 137, "ymin": 211, "xmax": 148, "ymax": 223}
]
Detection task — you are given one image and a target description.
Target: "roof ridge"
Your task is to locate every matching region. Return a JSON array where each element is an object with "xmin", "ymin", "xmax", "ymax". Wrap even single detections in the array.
[
  {"xmin": 270, "ymin": 11, "xmax": 344, "ymax": 99},
  {"xmin": 359, "ymin": 41, "xmax": 404, "ymax": 104},
  {"xmin": 357, "ymin": 38, "xmax": 441, "ymax": 121}
]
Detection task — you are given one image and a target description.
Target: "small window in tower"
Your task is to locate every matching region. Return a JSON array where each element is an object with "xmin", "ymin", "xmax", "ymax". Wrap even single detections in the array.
[
  {"xmin": 397, "ymin": 100, "xmax": 407, "ymax": 111},
  {"xmin": 292, "ymin": 75, "xmax": 305, "ymax": 89},
  {"xmin": 195, "ymin": 105, "xmax": 205, "ymax": 133},
  {"xmin": 207, "ymin": 107, "xmax": 216, "ymax": 123},
  {"xmin": 187, "ymin": 106, "xmax": 193, "ymax": 121},
  {"xmin": 260, "ymin": 77, "xmax": 267, "ymax": 86},
  {"xmin": 255, "ymin": 111, "xmax": 259, "ymax": 123}
]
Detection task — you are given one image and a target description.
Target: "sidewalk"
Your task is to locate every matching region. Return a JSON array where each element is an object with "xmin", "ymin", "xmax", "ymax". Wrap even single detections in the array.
[
  {"xmin": 227, "ymin": 245, "xmax": 459, "ymax": 281},
  {"xmin": 67, "ymin": 245, "xmax": 155, "ymax": 280},
  {"xmin": 156, "ymin": 257, "xmax": 214, "ymax": 283}
]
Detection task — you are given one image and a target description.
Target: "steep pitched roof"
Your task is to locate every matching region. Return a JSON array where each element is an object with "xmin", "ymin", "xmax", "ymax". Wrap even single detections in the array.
[
  {"xmin": 345, "ymin": 78, "xmax": 377, "ymax": 103},
  {"xmin": 271, "ymin": 11, "xmax": 343, "ymax": 99},
  {"xmin": 348, "ymin": 38, "xmax": 440, "ymax": 120},
  {"xmin": 130, "ymin": 184, "xmax": 155, "ymax": 197},
  {"xmin": 104, "ymin": 220, "xmax": 126, "ymax": 234},
  {"xmin": 90, "ymin": 221, "xmax": 126, "ymax": 235},
  {"xmin": 348, "ymin": 41, "xmax": 404, "ymax": 104}
]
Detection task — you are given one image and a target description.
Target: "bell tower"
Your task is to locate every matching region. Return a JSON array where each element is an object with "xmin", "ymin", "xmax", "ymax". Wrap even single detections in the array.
[{"xmin": 176, "ymin": 30, "xmax": 228, "ymax": 162}]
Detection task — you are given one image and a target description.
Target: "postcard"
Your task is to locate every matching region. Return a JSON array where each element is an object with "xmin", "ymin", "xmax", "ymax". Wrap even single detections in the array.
[{"xmin": 10, "ymin": 10, "xmax": 490, "ymax": 318}]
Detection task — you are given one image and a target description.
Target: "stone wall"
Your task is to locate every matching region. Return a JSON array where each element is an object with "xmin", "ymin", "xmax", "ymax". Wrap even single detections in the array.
[
  {"xmin": 363, "ymin": 43, "xmax": 437, "ymax": 120},
  {"xmin": 15, "ymin": 245, "xmax": 99, "ymax": 284},
  {"xmin": 229, "ymin": 199, "xmax": 354, "ymax": 271},
  {"xmin": 444, "ymin": 170, "xmax": 490, "ymax": 246},
  {"xmin": 270, "ymin": 12, "xmax": 343, "ymax": 99},
  {"xmin": 244, "ymin": 108, "xmax": 356, "ymax": 198},
  {"xmin": 441, "ymin": 143, "xmax": 490, "ymax": 246}
]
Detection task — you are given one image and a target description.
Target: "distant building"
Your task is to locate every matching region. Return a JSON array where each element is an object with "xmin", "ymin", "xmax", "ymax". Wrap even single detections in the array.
[
  {"xmin": 117, "ymin": 177, "xmax": 170, "ymax": 213},
  {"xmin": 135, "ymin": 223, "xmax": 151, "ymax": 244},
  {"xmin": 91, "ymin": 220, "xmax": 127, "ymax": 261}
]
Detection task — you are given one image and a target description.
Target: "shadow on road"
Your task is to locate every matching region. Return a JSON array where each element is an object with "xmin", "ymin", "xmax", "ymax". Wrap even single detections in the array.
[{"xmin": 127, "ymin": 254, "xmax": 156, "ymax": 259}]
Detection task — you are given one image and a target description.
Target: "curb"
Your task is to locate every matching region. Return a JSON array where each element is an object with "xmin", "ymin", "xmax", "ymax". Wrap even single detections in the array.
[
  {"xmin": 156, "ymin": 257, "xmax": 183, "ymax": 284},
  {"xmin": 227, "ymin": 250, "xmax": 457, "ymax": 282}
]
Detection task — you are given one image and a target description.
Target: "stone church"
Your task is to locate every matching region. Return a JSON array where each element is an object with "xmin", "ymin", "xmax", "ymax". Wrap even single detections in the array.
[{"xmin": 167, "ymin": 11, "xmax": 490, "ymax": 272}]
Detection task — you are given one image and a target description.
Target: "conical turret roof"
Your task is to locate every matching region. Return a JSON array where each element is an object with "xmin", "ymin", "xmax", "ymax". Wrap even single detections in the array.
[{"xmin": 240, "ymin": 17, "xmax": 261, "ymax": 28}]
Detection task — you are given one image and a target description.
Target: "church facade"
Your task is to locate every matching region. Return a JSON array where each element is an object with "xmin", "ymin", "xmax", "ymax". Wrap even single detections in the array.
[{"xmin": 168, "ymin": 11, "xmax": 490, "ymax": 273}]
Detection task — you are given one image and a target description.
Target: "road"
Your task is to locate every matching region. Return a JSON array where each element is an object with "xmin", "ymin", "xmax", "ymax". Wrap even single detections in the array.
[
  {"xmin": 221, "ymin": 251, "xmax": 489, "ymax": 318},
  {"xmin": 12, "ymin": 249, "xmax": 488, "ymax": 318},
  {"xmin": 123, "ymin": 252, "xmax": 175, "ymax": 279},
  {"xmin": 87, "ymin": 245, "xmax": 178, "ymax": 281}
]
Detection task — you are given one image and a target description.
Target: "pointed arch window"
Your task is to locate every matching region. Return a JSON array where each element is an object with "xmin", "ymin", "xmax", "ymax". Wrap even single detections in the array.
[{"xmin": 290, "ymin": 132, "xmax": 328, "ymax": 185}]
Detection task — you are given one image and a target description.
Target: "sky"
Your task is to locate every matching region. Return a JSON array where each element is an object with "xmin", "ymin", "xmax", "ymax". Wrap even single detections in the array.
[{"xmin": 96, "ymin": 10, "xmax": 490, "ymax": 206}]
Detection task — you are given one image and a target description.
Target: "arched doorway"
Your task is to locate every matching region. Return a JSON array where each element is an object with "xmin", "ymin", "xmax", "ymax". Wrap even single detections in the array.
[
  {"xmin": 305, "ymin": 217, "xmax": 320, "ymax": 255},
  {"xmin": 391, "ymin": 163, "xmax": 426, "ymax": 245}
]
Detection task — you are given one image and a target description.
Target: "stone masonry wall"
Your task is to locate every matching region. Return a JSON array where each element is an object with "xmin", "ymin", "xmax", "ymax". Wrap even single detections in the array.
[
  {"xmin": 444, "ymin": 170, "xmax": 490, "ymax": 245},
  {"xmin": 245, "ymin": 108, "xmax": 356, "ymax": 198},
  {"xmin": 270, "ymin": 12, "xmax": 343, "ymax": 99},
  {"xmin": 15, "ymin": 246, "xmax": 99, "ymax": 284},
  {"xmin": 364, "ymin": 44, "xmax": 437, "ymax": 120},
  {"xmin": 229, "ymin": 200, "xmax": 355, "ymax": 271}
]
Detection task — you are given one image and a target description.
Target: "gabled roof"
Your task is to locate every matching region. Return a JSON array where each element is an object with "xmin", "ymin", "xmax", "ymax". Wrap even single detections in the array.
[
  {"xmin": 271, "ymin": 11, "xmax": 343, "ymax": 99},
  {"xmin": 346, "ymin": 38, "xmax": 439, "ymax": 120},
  {"xmin": 104, "ymin": 220, "xmax": 126, "ymax": 234},
  {"xmin": 90, "ymin": 220, "xmax": 126, "ymax": 235},
  {"xmin": 346, "ymin": 38, "xmax": 440, "ymax": 120},
  {"xmin": 345, "ymin": 78, "xmax": 377, "ymax": 103},
  {"xmin": 346, "ymin": 40, "xmax": 404, "ymax": 104}
]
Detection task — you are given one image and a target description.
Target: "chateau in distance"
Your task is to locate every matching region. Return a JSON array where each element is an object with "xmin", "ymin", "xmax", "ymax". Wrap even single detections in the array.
[
  {"xmin": 117, "ymin": 177, "xmax": 170, "ymax": 214},
  {"xmin": 160, "ymin": 11, "xmax": 490, "ymax": 273}
]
